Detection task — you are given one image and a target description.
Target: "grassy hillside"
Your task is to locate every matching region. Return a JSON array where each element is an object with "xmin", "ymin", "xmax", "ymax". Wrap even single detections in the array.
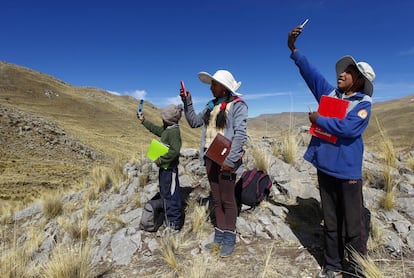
[
  {"xmin": 0, "ymin": 61, "xmax": 201, "ymax": 155},
  {"xmin": 0, "ymin": 61, "xmax": 200, "ymax": 203},
  {"xmin": 1, "ymin": 60, "xmax": 412, "ymax": 204}
]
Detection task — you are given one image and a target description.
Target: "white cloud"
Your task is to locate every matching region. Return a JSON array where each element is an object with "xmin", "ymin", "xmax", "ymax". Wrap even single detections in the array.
[
  {"xmin": 129, "ymin": 90, "xmax": 147, "ymax": 100},
  {"xmin": 107, "ymin": 90, "xmax": 120, "ymax": 96},
  {"xmin": 399, "ymin": 46, "xmax": 414, "ymax": 56},
  {"xmin": 106, "ymin": 89, "xmax": 147, "ymax": 100},
  {"xmin": 242, "ymin": 92, "xmax": 291, "ymax": 100},
  {"xmin": 166, "ymin": 95, "xmax": 182, "ymax": 105}
]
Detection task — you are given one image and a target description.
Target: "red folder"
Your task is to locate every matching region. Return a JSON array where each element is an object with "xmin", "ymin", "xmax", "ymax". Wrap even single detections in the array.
[{"xmin": 309, "ymin": 95, "xmax": 350, "ymax": 144}]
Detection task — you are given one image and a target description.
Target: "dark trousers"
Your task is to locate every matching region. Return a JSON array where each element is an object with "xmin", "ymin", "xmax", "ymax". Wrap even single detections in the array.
[
  {"xmin": 159, "ymin": 167, "xmax": 182, "ymax": 230},
  {"xmin": 317, "ymin": 170, "xmax": 368, "ymax": 271},
  {"xmin": 205, "ymin": 157, "xmax": 237, "ymax": 231}
]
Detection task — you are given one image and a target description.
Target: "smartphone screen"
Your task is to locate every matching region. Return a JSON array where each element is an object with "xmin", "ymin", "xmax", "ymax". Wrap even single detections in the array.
[{"xmin": 300, "ymin": 19, "xmax": 309, "ymax": 28}]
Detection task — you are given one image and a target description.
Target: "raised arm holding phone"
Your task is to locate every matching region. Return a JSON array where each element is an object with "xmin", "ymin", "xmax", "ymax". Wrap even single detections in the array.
[{"xmin": 288, "ymin": 21, "xmax": 375, "ymax": 278}]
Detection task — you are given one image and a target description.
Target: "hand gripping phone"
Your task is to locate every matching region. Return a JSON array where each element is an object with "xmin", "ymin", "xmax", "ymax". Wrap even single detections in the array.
[{"xmin": 180, "ymin": 80, "xmax": 187, "ymax": 97}]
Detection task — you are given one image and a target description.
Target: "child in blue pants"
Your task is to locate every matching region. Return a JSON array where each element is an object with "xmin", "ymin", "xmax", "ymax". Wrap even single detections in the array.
[{"xmin": 138, "ymin": 104, "xmax": 183, "ymax": 232}]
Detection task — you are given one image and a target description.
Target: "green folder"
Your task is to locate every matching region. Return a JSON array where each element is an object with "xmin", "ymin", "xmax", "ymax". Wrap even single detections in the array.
[{"xmin": 146, "ymin": 139, "xmax": 169, "ymax": 161}]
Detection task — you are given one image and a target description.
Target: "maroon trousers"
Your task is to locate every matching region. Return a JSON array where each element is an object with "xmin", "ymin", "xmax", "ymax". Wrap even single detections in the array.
[{"xmin": 205, "ymin": 157, "xmax": 237, "ymax": 231}]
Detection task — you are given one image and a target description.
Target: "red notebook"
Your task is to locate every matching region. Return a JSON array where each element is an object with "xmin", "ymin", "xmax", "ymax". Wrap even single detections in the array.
[{"xmin": 309, "ymin": 95, "xmax": 350, "ymax": 144}]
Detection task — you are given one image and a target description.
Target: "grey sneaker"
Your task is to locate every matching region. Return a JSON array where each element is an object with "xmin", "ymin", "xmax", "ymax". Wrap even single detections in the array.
[{"xmin": 316, "ymin": 269, "xmax": 343, "ymax": 278}]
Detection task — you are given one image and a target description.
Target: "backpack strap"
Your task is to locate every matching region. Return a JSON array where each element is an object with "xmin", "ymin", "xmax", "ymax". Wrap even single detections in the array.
[
  {"xmin": 255, "ymin": 172, "xmax": 269, "ymax": 195},
  {"xmin": 242, "ymin": 169, "xmax": 258, "ymax": 189}
]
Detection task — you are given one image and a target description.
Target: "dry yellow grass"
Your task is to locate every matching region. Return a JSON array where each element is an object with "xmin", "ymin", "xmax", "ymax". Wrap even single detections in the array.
[
  {"xmin": 367, "ymin": 218, "xmax": 384, "ymax": 251},
  {"xmin": 105, "ymin": 213, "xmax": 126, "ymax": 229},
  {"xmin": 187, "ymin": 199, "xmax": 209, "ymax": 236},
  {"xmin": 39, "ymin": 242, "xmax": 94, "ymax": 278},
  {"xmin": 281, "ymin": 133, "xmax": 298, "ymax": 165},
  {"xmin": 261, "ymin": 241, "xmax": 275, "ymax": 278},
  {"xmin": 407, "ymin": 154, "xmax": 414, "ymax": 171},
  {"xmin": 160, "ymin": 234, "xmax": 179, "ymax": 271},
  {"xmin": 41, "ymin": 192, "xmax": 64, "ymax": 219},
  {"xmin": 350, "ymin": 249, "xmax": 384, "ymax": 278},
  {"xmin": 249, "ymin": 144, "xmax": 270, "ymax": 173},
  {"xmin": 380, "ymin": 189, "xmax": 396, "ymax": 211},
  {"xmin": 182, "ymin": 254, "xmax": 211, "ymax": 278},
  {"xmin": 0, "ymin": 202, "xmax": 14, "ymax": 225},
  {"xmin": 0, "ymin": 223, "xmax": 46, "ymax": 277},
  {"xmin": 58, "ymin": 214, "xmax": 89, "ymax": 241}
]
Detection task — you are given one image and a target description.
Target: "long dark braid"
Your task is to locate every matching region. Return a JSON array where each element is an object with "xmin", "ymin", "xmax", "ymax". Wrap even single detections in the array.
[
  {"xmin": 216, "ymin": 93, "xmax": 231, "ymax": 129},
  {"xmin": 202, "ymin": 108, "xmax": 212, "ymax": 126},
  {"xmin": 202, "ymin": 90, "xmax": 232, "ymax": 128}
]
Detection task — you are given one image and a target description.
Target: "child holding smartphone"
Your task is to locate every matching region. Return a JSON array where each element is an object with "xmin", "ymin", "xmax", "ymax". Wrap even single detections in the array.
[
  {"xmin": 180, "ymin": 70, "xmax": 248, "ymax": 257},
  {"xmin": 137, "ymin": 104, "xmax": 183, "ymax": 233},
  {"xmin": 288, "ymin": 24, "xmax": 375, "ymax": 277}
]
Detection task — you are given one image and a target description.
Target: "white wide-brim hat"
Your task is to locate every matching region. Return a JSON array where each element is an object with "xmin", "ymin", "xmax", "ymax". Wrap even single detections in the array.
[
  {"xmin": 335, "ymin": 56, "xmax": 375, "ymax": 96},
  {"xmin": 198, "ymin": 70, "xmax": 242, "ymax": 96}
]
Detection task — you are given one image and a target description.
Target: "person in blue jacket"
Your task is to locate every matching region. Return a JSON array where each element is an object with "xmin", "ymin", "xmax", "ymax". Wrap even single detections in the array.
[{"xmin": 288, "ymin": 25, "xmax": 375, "ymax": 278}]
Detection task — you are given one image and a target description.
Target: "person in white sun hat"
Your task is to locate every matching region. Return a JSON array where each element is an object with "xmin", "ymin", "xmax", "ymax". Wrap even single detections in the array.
[
  {"xmin": 180, "ymin": 69, "xmax": 248, "ymax": 258},
  {"xmin": 288, "ymin": 24, "xmax": 375, "ymax": 278}
]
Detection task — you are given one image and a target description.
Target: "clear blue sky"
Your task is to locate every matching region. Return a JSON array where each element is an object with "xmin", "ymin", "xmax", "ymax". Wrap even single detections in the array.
[{"xmin": 1, "ymin": 0, "xmax": 414, "ymax": 117}]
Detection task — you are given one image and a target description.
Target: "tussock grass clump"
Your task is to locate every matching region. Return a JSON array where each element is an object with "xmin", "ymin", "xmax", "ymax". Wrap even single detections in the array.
[
  {"xmin": 40, "ymin": 243, "xmax": 94, "ymax": 278},
  {"xmin": 249, "ymin": 144, "xmax": 270, "ymax": 173},
  {"xmin": 183, "ymin": 254, "xmax": 211, "ymax": 278},
  {"xmin": 407, "ymin": 153, "xmax": 414, "ymax": 171},
  {"xmin": 90, "ymin": 165, "xmax": 112, "ymax": 192},
  {"xmin": 349, "ymin": 249, "xmax": 383, "ymax": 278},
  {"xmin": 160, "ymin": 234, "xmax": 179, "ymax": 271},
  {"xmin": 281, "ymin": 133, "xmax": 298, "ymax": 165},
  {"xmin": 0, "ymin": 243, "xmax": 34, "ymax": 278},
  {"xmin": 381, "ymin": 165, "xmax": 395, "ymax": 193},
  {"xmin": 0, "ymin": 224, "xmax": 43, "ymax": 278},
  {"xmin": 379, "ymin": 161, "xmax": 396, "ymax": 211},
  {"xmin": 368, "ymin": 219, "xmax": 383, "ymax": 251},
  {"xmin": 58, "ymin": 215, "xmax": 89, "ymax": 241},
  {"xmin": 0, "ymin": 203, "xmax": 14, "ymax": 225},
  {"xmin": 186, "ymin": 199, "xmax": 209, "ymax": 236},
  {"xmin": 375, "ymin": 117, "xmax": 397, "ymax": 168},
  {"xmin": 107, "ymin": 158, "xmax": 127, "ymax": 193},
  {"xmin": 42, "ymin": 192, "xmax": 63, "ymax": 219},
  {"xmin": 375, "ymin": 117, "xmax": 397, "ymax": 211},
  {"xmin": 380, "ymin": 187, "xmax": 396, "ymax": 211},
  {"xmin": 105, "ymin": 213, "xmax": 126, "ymax": 229}
]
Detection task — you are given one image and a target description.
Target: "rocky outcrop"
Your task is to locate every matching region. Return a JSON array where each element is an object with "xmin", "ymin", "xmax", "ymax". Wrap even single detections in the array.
[{"xmin": 3, "ymin": 137, "xmax": 414, "ymax": 277}]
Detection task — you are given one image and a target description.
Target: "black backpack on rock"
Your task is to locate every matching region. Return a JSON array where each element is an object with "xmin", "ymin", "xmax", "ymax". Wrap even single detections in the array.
[
  {"xmin": 139, "ymin": 193, "xmax": 165, "ymax": 232},
  {"xmin": 235, "ymin": 169, "xmax": 272, "ymax": 208}
]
